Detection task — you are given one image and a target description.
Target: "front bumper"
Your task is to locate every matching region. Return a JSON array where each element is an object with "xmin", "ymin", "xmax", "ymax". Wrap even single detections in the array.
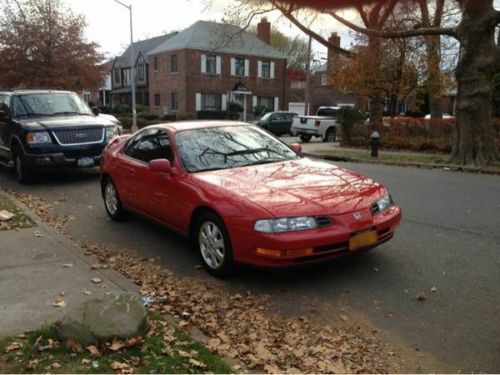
[
  {"xmin": 229, "ymin": 205, "xmax": 402, "ymax": 268},
  {"xmin": 23, "ymin": 143, "xmax": 106, "ymax": 168}
]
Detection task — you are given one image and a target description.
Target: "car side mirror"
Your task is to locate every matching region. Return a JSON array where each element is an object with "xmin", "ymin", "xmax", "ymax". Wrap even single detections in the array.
[
  {"xmin": 290, "ymin": 143, "xmax": 302, "ymax": 154},
  {"xmin": 148, "ymin": 159, "xmax": 177, "ymax": 174},
  {"xmin": 0, "ymin": 110, "xmax": 7, "ymax": 121},
  {"xmin": 92, "ymin": 107, "xmax": 100, "ymax": 116}
]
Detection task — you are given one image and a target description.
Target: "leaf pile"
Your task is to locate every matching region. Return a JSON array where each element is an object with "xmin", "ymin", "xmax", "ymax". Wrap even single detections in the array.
[{"xmin": 84, "ymin": 243, "xmax": 398, "ymax": 373}]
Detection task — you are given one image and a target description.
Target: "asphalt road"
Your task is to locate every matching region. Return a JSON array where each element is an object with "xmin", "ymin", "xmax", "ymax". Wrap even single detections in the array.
[{"xmin": 1, "ymin": 160, "xmax": 499, "ymax": 372}]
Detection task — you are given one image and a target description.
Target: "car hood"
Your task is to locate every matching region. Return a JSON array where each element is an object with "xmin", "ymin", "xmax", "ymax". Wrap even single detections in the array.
[
  {"xmin": 19, "ymin": 115, "xmax": 113, "ymax": 130},
  {"xmin": 194, "ymin": 158, "xmax": 387, "ymax": 217}
]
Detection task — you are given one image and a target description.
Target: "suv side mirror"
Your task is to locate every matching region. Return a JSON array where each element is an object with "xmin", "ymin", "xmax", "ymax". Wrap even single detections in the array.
[
  {"xmin": 290, "ymin": 143, "xmax": 302, "ymax": 154},
  {"xmin": 149, "ymin": 159, "xmax": 176, "ymax": 174},
  {"xmin": 0, "ymin": 109, "xmax": 7, "ymax": 121}
]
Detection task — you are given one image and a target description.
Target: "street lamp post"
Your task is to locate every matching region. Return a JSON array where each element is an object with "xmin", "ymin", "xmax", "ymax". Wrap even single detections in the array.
[{"xmin": 113, "ymin": 0, "xmax": 137, "ymax": 132}]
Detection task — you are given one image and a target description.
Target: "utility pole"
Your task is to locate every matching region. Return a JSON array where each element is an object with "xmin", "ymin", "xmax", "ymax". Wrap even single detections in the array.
[
  {"xmin": 305, "ymin": 35, "xmax": 312, "ymax": 116},
  {"xmin": 114, "ymin": 0, "xmax": 137, "ymax": 132}
]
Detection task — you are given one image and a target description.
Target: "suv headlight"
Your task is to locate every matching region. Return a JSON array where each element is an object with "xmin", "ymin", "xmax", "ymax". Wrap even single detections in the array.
[
  {"xmin": 375, "ymin": 194, "xmax": 394, "ymax": 213},
  {"xmin": 105, "ymin": 126, "xmax": 118, "ymax": 140},
  {"xmin": 254, "ymin": 217, "xmax": 318, "ymax": 233},
  {"xmin": 26, "ymin": 131, "xmax": 51, "ymax": 144}
]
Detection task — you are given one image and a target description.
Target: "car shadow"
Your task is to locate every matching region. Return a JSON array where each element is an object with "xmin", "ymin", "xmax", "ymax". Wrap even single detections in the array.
[{"xmin": 0, "ymin": 166, "xmax": 100, "ymax": 187}]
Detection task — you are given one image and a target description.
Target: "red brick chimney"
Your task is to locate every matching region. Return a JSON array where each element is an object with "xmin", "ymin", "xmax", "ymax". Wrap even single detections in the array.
[
  {"xmin": 327, "ymin": 32, "xmax": 341, "ymax": 72},
  {"xmin": 257, "ymin": 17, "xmax": 271, "ymax": 45}
]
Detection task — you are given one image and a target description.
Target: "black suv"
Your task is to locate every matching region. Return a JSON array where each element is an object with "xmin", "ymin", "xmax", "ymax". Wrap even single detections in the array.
[{"xmin": 0, "ymin": 90, "xmax": 119, "ymax": 183}]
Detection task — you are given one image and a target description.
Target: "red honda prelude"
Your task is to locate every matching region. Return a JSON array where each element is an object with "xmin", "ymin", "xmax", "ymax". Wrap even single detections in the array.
[{"xmin": 100, "ymin": 121, "xmax": 401, "ymax": 277}]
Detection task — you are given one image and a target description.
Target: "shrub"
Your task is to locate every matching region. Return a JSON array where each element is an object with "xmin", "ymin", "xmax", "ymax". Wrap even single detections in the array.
[
  {"xmin": 135, "ymin": 104, "xmax": 149, "ymax": 113},
  {"xmin": 162, "ymin": 114, "xmax": 177, "ymax": 121},
  {"xmin": 176, "ymin": 112, "xmax": 196, "ymax": 121},
  {"xmin": 253, "ymin": 105, "xmax": 272, "ymax": 118},
  {"xmin": 139, "ymin": 113, "xmax": 159, "ymax": 120},
  {"xmin": 113, "ymin": 103, "xmax": 131, "ymax": 115},
  {"xmin": 116, "ymin": 116, "xmax": 160, "ymax": 130},
  {"xmin": 197, "ymin": 110, "xmax": 228, "ymax": 120},
  {"xmin": 337, "ymin": 107, "xmax": 367, "ymax": 146}
]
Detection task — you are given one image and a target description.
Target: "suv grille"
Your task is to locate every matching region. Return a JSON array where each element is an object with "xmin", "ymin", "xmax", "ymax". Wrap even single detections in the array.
[{"xmin": 53, "ymin": 128, "xmax": 103, "ymax": 145}]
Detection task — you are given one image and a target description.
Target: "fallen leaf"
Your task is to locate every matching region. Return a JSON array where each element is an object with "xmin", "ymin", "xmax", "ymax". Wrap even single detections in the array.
[
  {"xmin": 0, "ymin": 210, "xmax": 15, "ymax": 221},
  {"xmin": 109, "ymin": 339, "xmax": 125, "ymax": 351},
  {"xmin": 91, "ymin": 277, "xmax": 103, "ymax": 284},
  {"xmin": 189, "ymin": 358, "xmax": 207, "ymax": 368},
  {"xmin": 372, "ymin": 267, "xmax": 379, "ymax": 272},
  {"xmin": 62, "ymin": 263, "xmax": 74, "ymax": 268},
  {"xmin": 430, "ymin": 286, "xmax": 438, "ymax": 293},
  {"xmin": 52, "ymin": 298, "xmax": 66, "ymax": 308},
  {"xmin": 178, "ymin": 349, "xmax": 191, "ymax": 358},
  {"xmin": 81, "ymin": 358, "xmax": 91, "ymax": 365},
  {"xmin": 34, "ymin": 231, "xmax": 43, "ymax": 237},
  {"xmin": 81, "ymin": 289, "xmax": 92, "ymax": 295},
  {"xmin": 51, "ymin": 362, "xmax": 61, "ymax": 369},
  {"xmin": 416, "ymin": 292, "xmax": 427, "ymax": 301},
  {"xmin": 86, "ymin": 345, "xmax": 100, "ymax": 357},
  {"xmin": 340, "ymin": 314, "xmax": 349, "ymax": 322},
  {"xmin": 5, "ymin": 342, "xmax": 22, "ymax": 352},
  {"xmin": 26, "ymin": 359, "xmax": 39, "ymax": 370},
  {"xmin": 264, "ymin": 363, "xmax": 282, "ymax": 373}
]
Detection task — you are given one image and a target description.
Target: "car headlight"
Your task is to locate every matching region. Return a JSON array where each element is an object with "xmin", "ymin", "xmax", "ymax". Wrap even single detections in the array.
[
  {"xmin": 105, "ymin": 126, "xmax": 118, "ymax": 140},
  {"xmin": 254, "ymin": 216, "xmax": 318, "ymax": 233},
  {"xmin": 26, "ymin": 131, "xmax": 51, "ymax": 144},
  {"xmin": 375, "ymin": 194, "xmax": 394, "ymax": 213}
]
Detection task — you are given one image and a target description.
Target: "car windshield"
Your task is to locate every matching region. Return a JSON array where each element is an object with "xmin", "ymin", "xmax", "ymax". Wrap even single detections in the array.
[
  {"xmin": 260, "ymin": 113, "xmax": 272, "ymax": 121},
  {"xmin": 13, "ymin": 92, "xmax": 93, "ymax": 118},
  {"xmin": 175, "ymin": 125, "xmax": 299, "ymax": 173}
]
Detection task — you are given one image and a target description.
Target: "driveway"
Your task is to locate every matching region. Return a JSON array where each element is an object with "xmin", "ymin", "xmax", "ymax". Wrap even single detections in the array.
[{"xmin": 0, "ymin": 162, "xmax": 499, "ymax": 373}]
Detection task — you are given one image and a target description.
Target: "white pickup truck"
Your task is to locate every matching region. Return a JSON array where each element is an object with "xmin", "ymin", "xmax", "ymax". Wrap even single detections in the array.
[{"xmin": 291, "ymin": 106, "xmax": 340, "ymax": 143}]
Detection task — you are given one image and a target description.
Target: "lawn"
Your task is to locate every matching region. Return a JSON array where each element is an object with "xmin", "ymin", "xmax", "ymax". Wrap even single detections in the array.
[
  {"xmin": 0, "ymin": 315, "xmax": 232, "ymax": 374},
  {"xmin": 0, "ymin": 194, "xmax": 36, "ymax": 230}
]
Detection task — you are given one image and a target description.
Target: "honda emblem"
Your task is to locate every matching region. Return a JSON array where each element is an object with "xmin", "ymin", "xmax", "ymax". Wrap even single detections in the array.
[{"xmin": 353, "ymin": 212, "xmax": 362, "ymax": 221}]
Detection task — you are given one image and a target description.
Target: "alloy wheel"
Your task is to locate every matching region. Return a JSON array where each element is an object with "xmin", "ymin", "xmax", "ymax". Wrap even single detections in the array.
[
  {"xmin": 199, "ymin": 221, "xmax": 225, "ymax": 269},
  {"xmin": 104, "ymin": 182, "xmax": 119, "ymax": 216}
]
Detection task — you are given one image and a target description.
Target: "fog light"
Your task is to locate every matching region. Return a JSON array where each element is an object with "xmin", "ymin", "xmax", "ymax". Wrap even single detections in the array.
[{"xmin": 256, "ymin": 248, "xmax": 283, "ymax": 257}]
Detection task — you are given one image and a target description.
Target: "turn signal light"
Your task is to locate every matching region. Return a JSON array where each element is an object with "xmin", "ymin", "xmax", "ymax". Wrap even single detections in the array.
[{"xmin": 256, "ymin": 248, "xmax": 314, "ymax": 258}]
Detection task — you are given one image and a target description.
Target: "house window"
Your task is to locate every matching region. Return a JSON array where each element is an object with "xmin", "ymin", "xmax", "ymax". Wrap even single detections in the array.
[
  {"xmin": 154, "ymin": 94, "xmax": 161, "ymax": 106},
  {"xmin": 137, "ymin": 64, "xmax": 145, "ymax": 82},
  {"xmin": 122, "ymin": 68, "xmax": 132, "ymax": 87},
  {"xmin": 171, "ymin": 54, "xmax": 177, "ymax": 73},
  {"xmin": 261, "ymin": 61, "xmax": 271, "ymax": 79},
  {"xmin": 235, "ymin": 58, "xmax": 245, "ymax": 76},
  {"xmin": 171, "ymin": 93, "xmax": 178, "ymax": 110},
  {"xmin": 206, "ymin": 55, "xmax": 217, "ymax": 74},
  {"xmin": 321, "ymin": 74, "xmax": 328, "ymax": 86},
  {"xmin": 202, "ymin": 94, "xmax": 221, "ymax": 111},
  {"xmin": 154, "ymin": 56, "xmax": 158, "ymax": 71},
  {"xmin": 257, "ymin": 96, "xmax": 274, "ymax": 111}
]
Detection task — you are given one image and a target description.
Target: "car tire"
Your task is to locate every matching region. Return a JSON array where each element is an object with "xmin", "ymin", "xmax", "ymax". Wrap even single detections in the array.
[
  {"xmin": 102, "ymin": 177, "xmax": 126, "ymax": 221},
  {"xmin": 194, "ymin": 211, "xmax": 234, "ymax": 278},
  {"xmin": 12, "ymin": 145, "xmax": 33, "ymax": 184},
  {"xmin": 300, "ymin": 134, "xmax": 312, "ymax": 142},
  {"xmin": 323, "ymin": 128, "xmax": 336, "ymax": 143}
]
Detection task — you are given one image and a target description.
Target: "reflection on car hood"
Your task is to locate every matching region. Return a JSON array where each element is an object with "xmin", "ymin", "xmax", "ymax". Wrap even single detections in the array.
[{"xmin": 194, "ymin": 158, "xmax": 387, "ymax": 217}]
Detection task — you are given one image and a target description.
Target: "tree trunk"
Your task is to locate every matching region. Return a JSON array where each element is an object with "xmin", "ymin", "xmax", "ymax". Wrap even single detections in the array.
[
  {"xmin": 426, "ymin": 35, "xmax": 443, "ymax": 119},
  {"xmin": 451, "ymin": 0, "xmax": 498, "ymax": 165},
  {"xmin": 369, "ymin": 97, "xmax": 384, "ymax": 129}
]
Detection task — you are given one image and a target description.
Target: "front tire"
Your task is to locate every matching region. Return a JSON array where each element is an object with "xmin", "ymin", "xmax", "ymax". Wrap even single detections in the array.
[
  {"xmin": 299, "ymin": 134, "xmax": 312, "ymax": 142},
  {"xmin": 194, "ymin": 212, "xmax": 234, "ymax": 278},
  {"xmin": 12, "ymin": 146, "xmax": 33, "ymax": 184},
  {"xmin": 102, "ymin": 177, "xmax": 126, "ymax": 221}
]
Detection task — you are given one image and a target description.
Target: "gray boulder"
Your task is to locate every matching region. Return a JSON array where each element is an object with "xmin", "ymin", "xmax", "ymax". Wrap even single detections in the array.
[{"xmin": 59, "ymin": 293, "xmax": 148, "ymax": 346}]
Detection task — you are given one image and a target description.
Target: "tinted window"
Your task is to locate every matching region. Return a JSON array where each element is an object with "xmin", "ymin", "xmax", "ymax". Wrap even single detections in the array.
[
  {"xmin": 12, "ymin": 92, "xmax": 92, "ymax": 118},
  {"xmin": 317, "ymin": 108, "xmax": 338, "ymax": 117},
  {"xmin": 125, "ymin": 129, "xmax": 173, "ymax": 163}
]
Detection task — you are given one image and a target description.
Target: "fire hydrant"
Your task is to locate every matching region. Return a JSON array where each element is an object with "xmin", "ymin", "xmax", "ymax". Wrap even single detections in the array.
[{"xmin": 369, "ymin": 131, "xmax": 381, "ymax": 158}]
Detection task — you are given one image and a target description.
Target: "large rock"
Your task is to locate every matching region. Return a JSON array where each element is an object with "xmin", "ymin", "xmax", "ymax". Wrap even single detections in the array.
[{"xmin": 59, "ymin": 293, "xmax": 148, "ymax": 346}]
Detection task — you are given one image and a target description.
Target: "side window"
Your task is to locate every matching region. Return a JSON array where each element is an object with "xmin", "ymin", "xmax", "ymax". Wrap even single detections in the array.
[
  {"xmin": 11, "ymin": 97, "xmax": 27, "ymax": 118},
  {"xmin": 124, "ymin": 129, "xmax": 173, "ymax": 163}
]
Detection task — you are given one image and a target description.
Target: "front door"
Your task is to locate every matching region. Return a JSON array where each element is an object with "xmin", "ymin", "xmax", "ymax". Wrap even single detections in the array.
[{"xmin": 0, "ymin": 95, "xmax": 11, "ymax": 160}]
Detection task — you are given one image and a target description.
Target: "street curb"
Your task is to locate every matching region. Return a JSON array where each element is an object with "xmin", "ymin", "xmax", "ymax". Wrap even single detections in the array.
[
  {"xmin": 0, "ymin": 190, "xmax": 139, "ymax": 295},
  {"xmin": 302, "ymin": 152, "xmax": 500, "ymax": 176}
]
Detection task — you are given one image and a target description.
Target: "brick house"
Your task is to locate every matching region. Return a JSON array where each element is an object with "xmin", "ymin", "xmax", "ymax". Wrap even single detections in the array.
[
  {"xmin": 110, "ymin": 32, "xmax": 177, "ymax": 107},
  {"xmin": 147, "ymin": 19, "xmax": 286, "ymax": 121}
]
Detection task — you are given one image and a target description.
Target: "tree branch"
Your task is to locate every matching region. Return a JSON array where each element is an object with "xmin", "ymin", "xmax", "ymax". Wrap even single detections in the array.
[{"xmin": 330, "ymin": 11, "xmax": 458, "ymax": 39}]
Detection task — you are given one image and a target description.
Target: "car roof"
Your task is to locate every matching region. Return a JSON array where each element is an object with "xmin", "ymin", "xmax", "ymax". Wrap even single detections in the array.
[
  {"xmin": 150, "ymin": 120, "xmax": 251, "ymax": 132},
  {"xmin": 0, "ymin": 89, "xmax": 73, "ymax": 95}
]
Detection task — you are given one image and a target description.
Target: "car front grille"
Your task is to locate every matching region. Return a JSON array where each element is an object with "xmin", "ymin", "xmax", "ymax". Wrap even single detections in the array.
[{"xmin": 52, "ymin": 128, "xmax": 104, "ymax": 145}]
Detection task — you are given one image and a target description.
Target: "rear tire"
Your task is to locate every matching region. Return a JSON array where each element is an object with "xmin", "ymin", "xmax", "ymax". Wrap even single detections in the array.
[
  {"xmin": 12, "ymin": 145, "xmax": 33, "ymax": 184},
  {"xmin": 299, "ymin": 134, "xmax": 312, "ymax": 142},
  {"xmin": 102, "ymin": 177, "xmax": 126, "ymax": 221},
  {"xmin": 194, "ymin": 211, "xmax": 234, "ymax": 278},
  {"xmin": 323, "ymin": 128, "xmax": 336, "ymax": 143}
]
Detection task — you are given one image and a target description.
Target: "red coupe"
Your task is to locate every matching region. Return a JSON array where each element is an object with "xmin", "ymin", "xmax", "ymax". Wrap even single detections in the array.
[{"xmin": 100, "ymin": 121, "xmax": 401, "ymax": 277}]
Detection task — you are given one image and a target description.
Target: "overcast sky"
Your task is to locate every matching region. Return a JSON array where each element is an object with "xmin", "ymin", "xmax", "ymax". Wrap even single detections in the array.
[{"xmin": 67, "ymin": 0, "xmax": 354, "ymax": 62}]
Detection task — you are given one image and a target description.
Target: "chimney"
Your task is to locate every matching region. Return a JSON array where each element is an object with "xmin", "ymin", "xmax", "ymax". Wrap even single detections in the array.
[
  {"xmin": 327, "ymin": 32, "xmax": 341, "ymax": 72},
  {"xmin": 257, "ymin": 17, "xmax": 271, "ymax": 45}
]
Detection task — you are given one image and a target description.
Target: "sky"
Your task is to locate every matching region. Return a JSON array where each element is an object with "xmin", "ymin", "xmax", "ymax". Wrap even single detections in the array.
[{"xmin": 66, "ymin": 0, "xmax": 354, "ymax": 63}]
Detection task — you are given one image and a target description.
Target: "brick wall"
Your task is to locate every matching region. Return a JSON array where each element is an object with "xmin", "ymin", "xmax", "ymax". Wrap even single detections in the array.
[{"xmin": 148, "ymin": 48, "xmax": 286, "ymax": 119}]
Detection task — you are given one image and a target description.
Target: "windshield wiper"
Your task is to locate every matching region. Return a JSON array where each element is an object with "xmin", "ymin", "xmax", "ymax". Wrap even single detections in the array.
[
  {"xmin": 246, "ymin": 158, "xmax": 289, "ymax": 166},
  {"xmin": 16, "ymin": 113, "xmax": 54, "ymax": 118},
  {"xmin": 226, "ymin": 148, "xmax": 283, "ymax": 157},
  {"xmin": 53, "ymin": 111, "xmax": 92, "ymax": 116}
]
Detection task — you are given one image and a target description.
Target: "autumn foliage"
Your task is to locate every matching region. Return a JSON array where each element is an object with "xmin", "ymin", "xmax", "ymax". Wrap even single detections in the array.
[{"xmin": 0, "ymin": 0, "xmax": 104, "ymax": 91}]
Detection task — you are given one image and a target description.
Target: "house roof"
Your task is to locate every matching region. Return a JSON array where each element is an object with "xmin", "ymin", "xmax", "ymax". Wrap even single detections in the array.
[
  {"xmin": 115, "ymin": 32, "xmax": 178, "ymax": 67},
  {"xmin": 147, "ymin": 20, "xmax": 286, "ymax": 59}
]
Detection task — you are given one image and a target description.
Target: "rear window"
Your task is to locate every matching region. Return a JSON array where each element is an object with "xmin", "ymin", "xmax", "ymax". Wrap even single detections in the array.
[{"xmin": 317, "ymin": 108, "xmax": 338, "ymax": 117}]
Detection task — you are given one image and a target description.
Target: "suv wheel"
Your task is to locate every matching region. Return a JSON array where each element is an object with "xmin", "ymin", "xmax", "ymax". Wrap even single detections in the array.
[
  {"xmin": 12, "ymin": 146, "xmax": 33, "ymax": 184},
  {"xmin": 102, "ymin": 177, "xmax": 126, "ymax": 221},
  {"xmin": 194, "ymin": 211, "xmax": 234, "ymax": 278},
  {"xmin": 300, "ymin": 134, "xmax": 312, "ymax": 142},
  {"xmin": 324, "ymin": 128, "xmax": 336, "ymax": 143}
]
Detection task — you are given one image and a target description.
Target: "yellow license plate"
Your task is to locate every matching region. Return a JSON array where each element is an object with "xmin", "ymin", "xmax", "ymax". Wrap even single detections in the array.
[{"xmin": 349, "ymin": 230, "xmax": 378, "ymax": 251}]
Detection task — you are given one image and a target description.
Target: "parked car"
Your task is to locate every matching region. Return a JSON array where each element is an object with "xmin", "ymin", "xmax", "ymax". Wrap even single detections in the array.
[
  {"xmin": 255, "ymin": 112, "xmax": 294, "ymax": 136},
  {"xmin": 291, "ymin": 106, "xmax": 340, "ymax": 143},
  {"xmin": 100, "ymin": 121, "xmax": 401, "ymax": 277},
  {"xmin": 0, "ymin": 90, "xmax": 119, "ymax": 183}
]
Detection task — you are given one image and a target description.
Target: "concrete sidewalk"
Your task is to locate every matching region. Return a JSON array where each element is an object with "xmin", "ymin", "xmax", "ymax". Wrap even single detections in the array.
[{"xmin": 0, "ymin": 192, "xmax": 138, "ymax": 336}]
